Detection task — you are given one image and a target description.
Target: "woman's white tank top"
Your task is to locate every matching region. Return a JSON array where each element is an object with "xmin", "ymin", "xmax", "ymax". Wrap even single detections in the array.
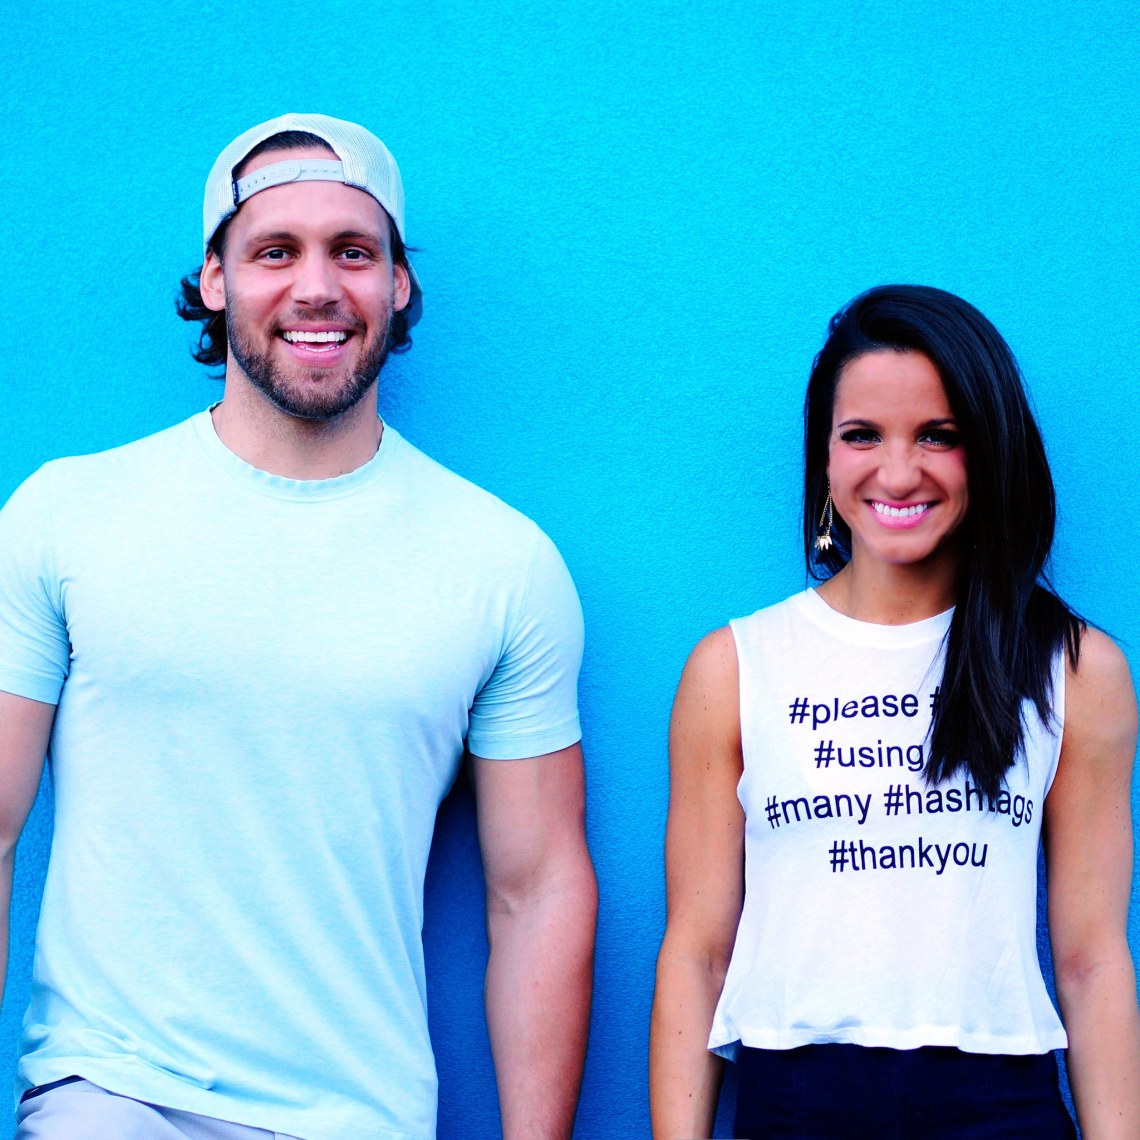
[{"xmin": 709, "ymin": 589, "xmax": 1067, "ymax": 1057}]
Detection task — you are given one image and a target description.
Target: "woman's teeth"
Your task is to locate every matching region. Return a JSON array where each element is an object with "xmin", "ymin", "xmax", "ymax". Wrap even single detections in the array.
[{"xmin": 872, "ymin": 502, "xmax": 928, "ymax": 518}]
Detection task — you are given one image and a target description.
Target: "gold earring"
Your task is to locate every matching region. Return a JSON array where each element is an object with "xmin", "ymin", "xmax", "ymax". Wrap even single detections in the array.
[{"xmin": 815, "ymin": 489, "xmax": 833, "ymax": 552}]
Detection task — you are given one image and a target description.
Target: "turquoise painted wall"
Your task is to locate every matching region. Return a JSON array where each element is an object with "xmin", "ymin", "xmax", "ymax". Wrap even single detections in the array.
[{"xmin": 2, "ymin": 2, "xmax": 1136, "ymax": 1134}]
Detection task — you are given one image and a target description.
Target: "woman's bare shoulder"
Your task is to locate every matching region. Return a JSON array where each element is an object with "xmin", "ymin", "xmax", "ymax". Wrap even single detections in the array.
[
  {"xmin": 672, "ymin": 627, "xmax": 741, "ymax": 754},
  {"xmin": 1057, "ymin": 626, "xmax": 1138, "ymax": 791},
  {"xmin": 1067, "ymin": 627, "xmax": 1137, "ymax": 728}
]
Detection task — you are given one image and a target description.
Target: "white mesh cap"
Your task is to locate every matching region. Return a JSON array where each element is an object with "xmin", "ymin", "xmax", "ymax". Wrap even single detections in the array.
[{"xmin": 202, "ymin": 113, "xmax": 421, "ymax": 327}]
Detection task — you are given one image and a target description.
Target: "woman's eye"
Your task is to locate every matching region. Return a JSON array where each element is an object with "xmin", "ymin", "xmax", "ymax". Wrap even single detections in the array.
[
  {"xmin": 921, "ymin": 429, "xmax": 960, "ymax": 447},
  {"xmin": 839, "ymin": 428, "xmax": 878, "ymax": 446}
]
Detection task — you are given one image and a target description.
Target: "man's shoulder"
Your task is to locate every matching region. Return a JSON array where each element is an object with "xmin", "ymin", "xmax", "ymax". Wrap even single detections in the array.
[
  {"xmin": 387, "ymin": 426, "xmax": 547, "ymax": 545},
  {"xmin": 20, "ymin": 415, "xmax": 201, "ymax": 500}
]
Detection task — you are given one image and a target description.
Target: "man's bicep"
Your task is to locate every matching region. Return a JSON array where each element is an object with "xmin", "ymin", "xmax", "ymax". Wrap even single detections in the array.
[
  {"xmin": 467, "ymin": 531, "xmax": 583, "ymax": 761},
  {"xmin": 470, "ymin": 746, "xmax": 589, "ymax": 896},
  {"xmin": 0, "ymin": 691, "xmax": 54, "ymax": 852},
  {"xmin": 0, "ymin": 469, "xmax": 71, "ymax": 706}
]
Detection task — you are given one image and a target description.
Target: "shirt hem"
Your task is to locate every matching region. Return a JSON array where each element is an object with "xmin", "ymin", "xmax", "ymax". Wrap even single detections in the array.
[
  {"xmin": 17, "ymin": 1058, "xmax": 433, "ymax": 1140},
  {"xmin": 467, "ymin": 717, "xmax": 582, "ymax": 760},
  {"xmin": 0, "ymin": 667, "xmax": 63, "ymax": 706},
  {"xmin": 710, "ymin": 1025, "xmax": 1069, "ymax": 1057}
]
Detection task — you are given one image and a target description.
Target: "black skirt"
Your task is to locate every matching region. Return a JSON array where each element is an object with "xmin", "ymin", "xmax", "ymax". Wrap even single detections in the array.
[{"xmin": 733, "ymin": 1044, "xmax": 1076, "ymax": 1139}]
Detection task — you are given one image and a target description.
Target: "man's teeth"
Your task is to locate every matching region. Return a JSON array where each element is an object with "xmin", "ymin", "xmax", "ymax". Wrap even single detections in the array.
[
  {"xmin": 873, "ymin": 502, "xmax": 929, "ymax": 518},
  {"xmin": 282, "ymin": 331, "xmax": 348, "ymax": 343}
]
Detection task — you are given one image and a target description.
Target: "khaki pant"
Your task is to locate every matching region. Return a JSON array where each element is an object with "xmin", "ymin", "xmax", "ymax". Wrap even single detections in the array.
[{"xmin": 16, "ymin": 1078, "xmax": 306, "ymax": 1140}]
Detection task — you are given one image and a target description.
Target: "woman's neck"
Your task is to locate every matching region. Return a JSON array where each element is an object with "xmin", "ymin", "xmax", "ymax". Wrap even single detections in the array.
[{"xmin": 815, "ymin": 553, "xmax": 959, "ymax": 625}]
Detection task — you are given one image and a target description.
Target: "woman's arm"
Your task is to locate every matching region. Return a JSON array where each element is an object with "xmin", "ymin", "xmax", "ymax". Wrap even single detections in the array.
[
  {"xmin": 1045, "ymin": 627, "xmax": 1140, "ymax": 1139},
  {"xmin": 649, "ymin": 628, "xmax": 745, "ymax": 1139}
]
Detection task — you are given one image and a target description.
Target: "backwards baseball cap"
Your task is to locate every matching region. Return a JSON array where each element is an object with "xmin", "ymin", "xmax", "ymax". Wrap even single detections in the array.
[{"xmin": 202, "ymin": 113, "xmax": 422, "ymax": 328}]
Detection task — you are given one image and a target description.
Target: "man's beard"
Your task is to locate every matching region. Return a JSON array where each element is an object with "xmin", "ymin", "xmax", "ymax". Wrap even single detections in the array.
[{"xmin": 227, "ymin": 308, "xmax": 393, "ymax": 423}]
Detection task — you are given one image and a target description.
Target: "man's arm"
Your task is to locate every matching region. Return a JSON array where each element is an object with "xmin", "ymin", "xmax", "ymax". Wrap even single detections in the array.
[
  {"xmin": 0, "ymin": 691, "xmax": 54, "ymax": 993},
  {"xmin": 471, "ymin": 743, "xmax": 597, "ymax": 1139},
  {"xmin": 1045, "ymin": 628, "xmax": 1140, "ymax": 1139}
]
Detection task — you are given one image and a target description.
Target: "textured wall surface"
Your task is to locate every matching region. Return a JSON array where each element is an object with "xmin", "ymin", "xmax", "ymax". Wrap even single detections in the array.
[{"xmin": 1, "ymin": 1, "xmax": 1137, "ymax": 1135}]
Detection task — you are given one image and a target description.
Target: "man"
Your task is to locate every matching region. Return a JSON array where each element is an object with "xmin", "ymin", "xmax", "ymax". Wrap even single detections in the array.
[{"xmin": 0, "ymin": 113, "xmax": 596, "ymax": 1139}]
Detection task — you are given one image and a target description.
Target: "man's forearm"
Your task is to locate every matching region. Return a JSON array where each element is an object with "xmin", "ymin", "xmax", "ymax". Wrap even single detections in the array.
[
  {"xmin": 484, "ymin": 865, "xmax": 597, "ymax": 1139},
  {"xmin": 0, "ymin": 849, "xmax": 16, "ymax": 1012}
]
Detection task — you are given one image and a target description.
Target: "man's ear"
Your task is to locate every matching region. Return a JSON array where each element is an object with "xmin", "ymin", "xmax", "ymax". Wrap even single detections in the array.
[
  {"xmin": 393, "ymin": 262, "xmax": 411, "ymax": 313},
  {"xmin": 199, "ymin": 251, "xmax": 226, "ymax": 312}
]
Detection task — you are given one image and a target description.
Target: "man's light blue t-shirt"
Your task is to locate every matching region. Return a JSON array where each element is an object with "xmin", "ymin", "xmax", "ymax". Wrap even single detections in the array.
[{"xmin": 0, "ymin": 412, "xmax": 584, "ymax": 1140}]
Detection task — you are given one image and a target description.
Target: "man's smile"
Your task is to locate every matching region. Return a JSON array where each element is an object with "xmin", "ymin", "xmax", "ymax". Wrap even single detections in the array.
[{"xmin": 281, "ymin": 330, "xmax": 349, "ymax": 344}]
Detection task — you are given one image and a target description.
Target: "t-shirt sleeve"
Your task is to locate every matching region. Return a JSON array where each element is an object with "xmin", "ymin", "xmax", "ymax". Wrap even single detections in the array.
[
  {"xmin": 466, "ymin": 528, "xmax": 584, "ymax": 760},
  {"xmin": 0, "ymin": 469, "xmax": 70, "ymax": 704}
]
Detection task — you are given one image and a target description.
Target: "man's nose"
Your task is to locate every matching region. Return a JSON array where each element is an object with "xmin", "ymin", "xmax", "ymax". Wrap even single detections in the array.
[{"xmin": 290, "ymin": 255, "xmax": 342, "ymax": 308}]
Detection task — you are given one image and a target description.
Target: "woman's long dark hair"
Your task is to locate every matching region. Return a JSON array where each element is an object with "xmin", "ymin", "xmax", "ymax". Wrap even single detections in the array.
[{"xmin": 803, "ymin": 285, "xmax": 1082, "ymax": 798}]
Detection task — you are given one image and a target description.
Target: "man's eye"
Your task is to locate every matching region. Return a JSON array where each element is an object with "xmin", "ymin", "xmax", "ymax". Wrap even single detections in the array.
[
  {"xmin": 261, "ymin": 248, "xmax": 289, "ymax": 261},
  {"xmin": 339, "ymin": 248, "xmax": 370, "ymax": 261}
]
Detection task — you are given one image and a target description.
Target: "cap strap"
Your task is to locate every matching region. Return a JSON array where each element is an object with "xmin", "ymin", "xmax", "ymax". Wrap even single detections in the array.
[{"xmin": 232, "ymin": 159, "xmax": 347, "ymax": 206}]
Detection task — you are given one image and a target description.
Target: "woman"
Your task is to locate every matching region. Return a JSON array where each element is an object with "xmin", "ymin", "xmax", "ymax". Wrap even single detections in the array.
[{"xmin": 649, "ymin": 285, "xmax": 1140, "ymax": 1138}]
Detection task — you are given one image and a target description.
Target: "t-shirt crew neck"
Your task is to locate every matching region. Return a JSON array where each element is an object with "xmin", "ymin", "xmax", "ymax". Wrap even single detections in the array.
[{"xmin": 190, "ymin": 406, "xmax": 399, "ymax": 502}]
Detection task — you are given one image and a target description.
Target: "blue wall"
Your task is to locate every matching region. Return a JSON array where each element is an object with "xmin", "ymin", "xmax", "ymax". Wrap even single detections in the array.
[{"xmin": 2, "ymin": 2, "xmax": 1137, "ymax": 1134}]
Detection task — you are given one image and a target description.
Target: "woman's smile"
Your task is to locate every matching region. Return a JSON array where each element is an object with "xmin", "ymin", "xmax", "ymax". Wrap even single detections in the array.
[{"xmin": 828, "ymin": 350, "xmax": 968, "ymax": 570}]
